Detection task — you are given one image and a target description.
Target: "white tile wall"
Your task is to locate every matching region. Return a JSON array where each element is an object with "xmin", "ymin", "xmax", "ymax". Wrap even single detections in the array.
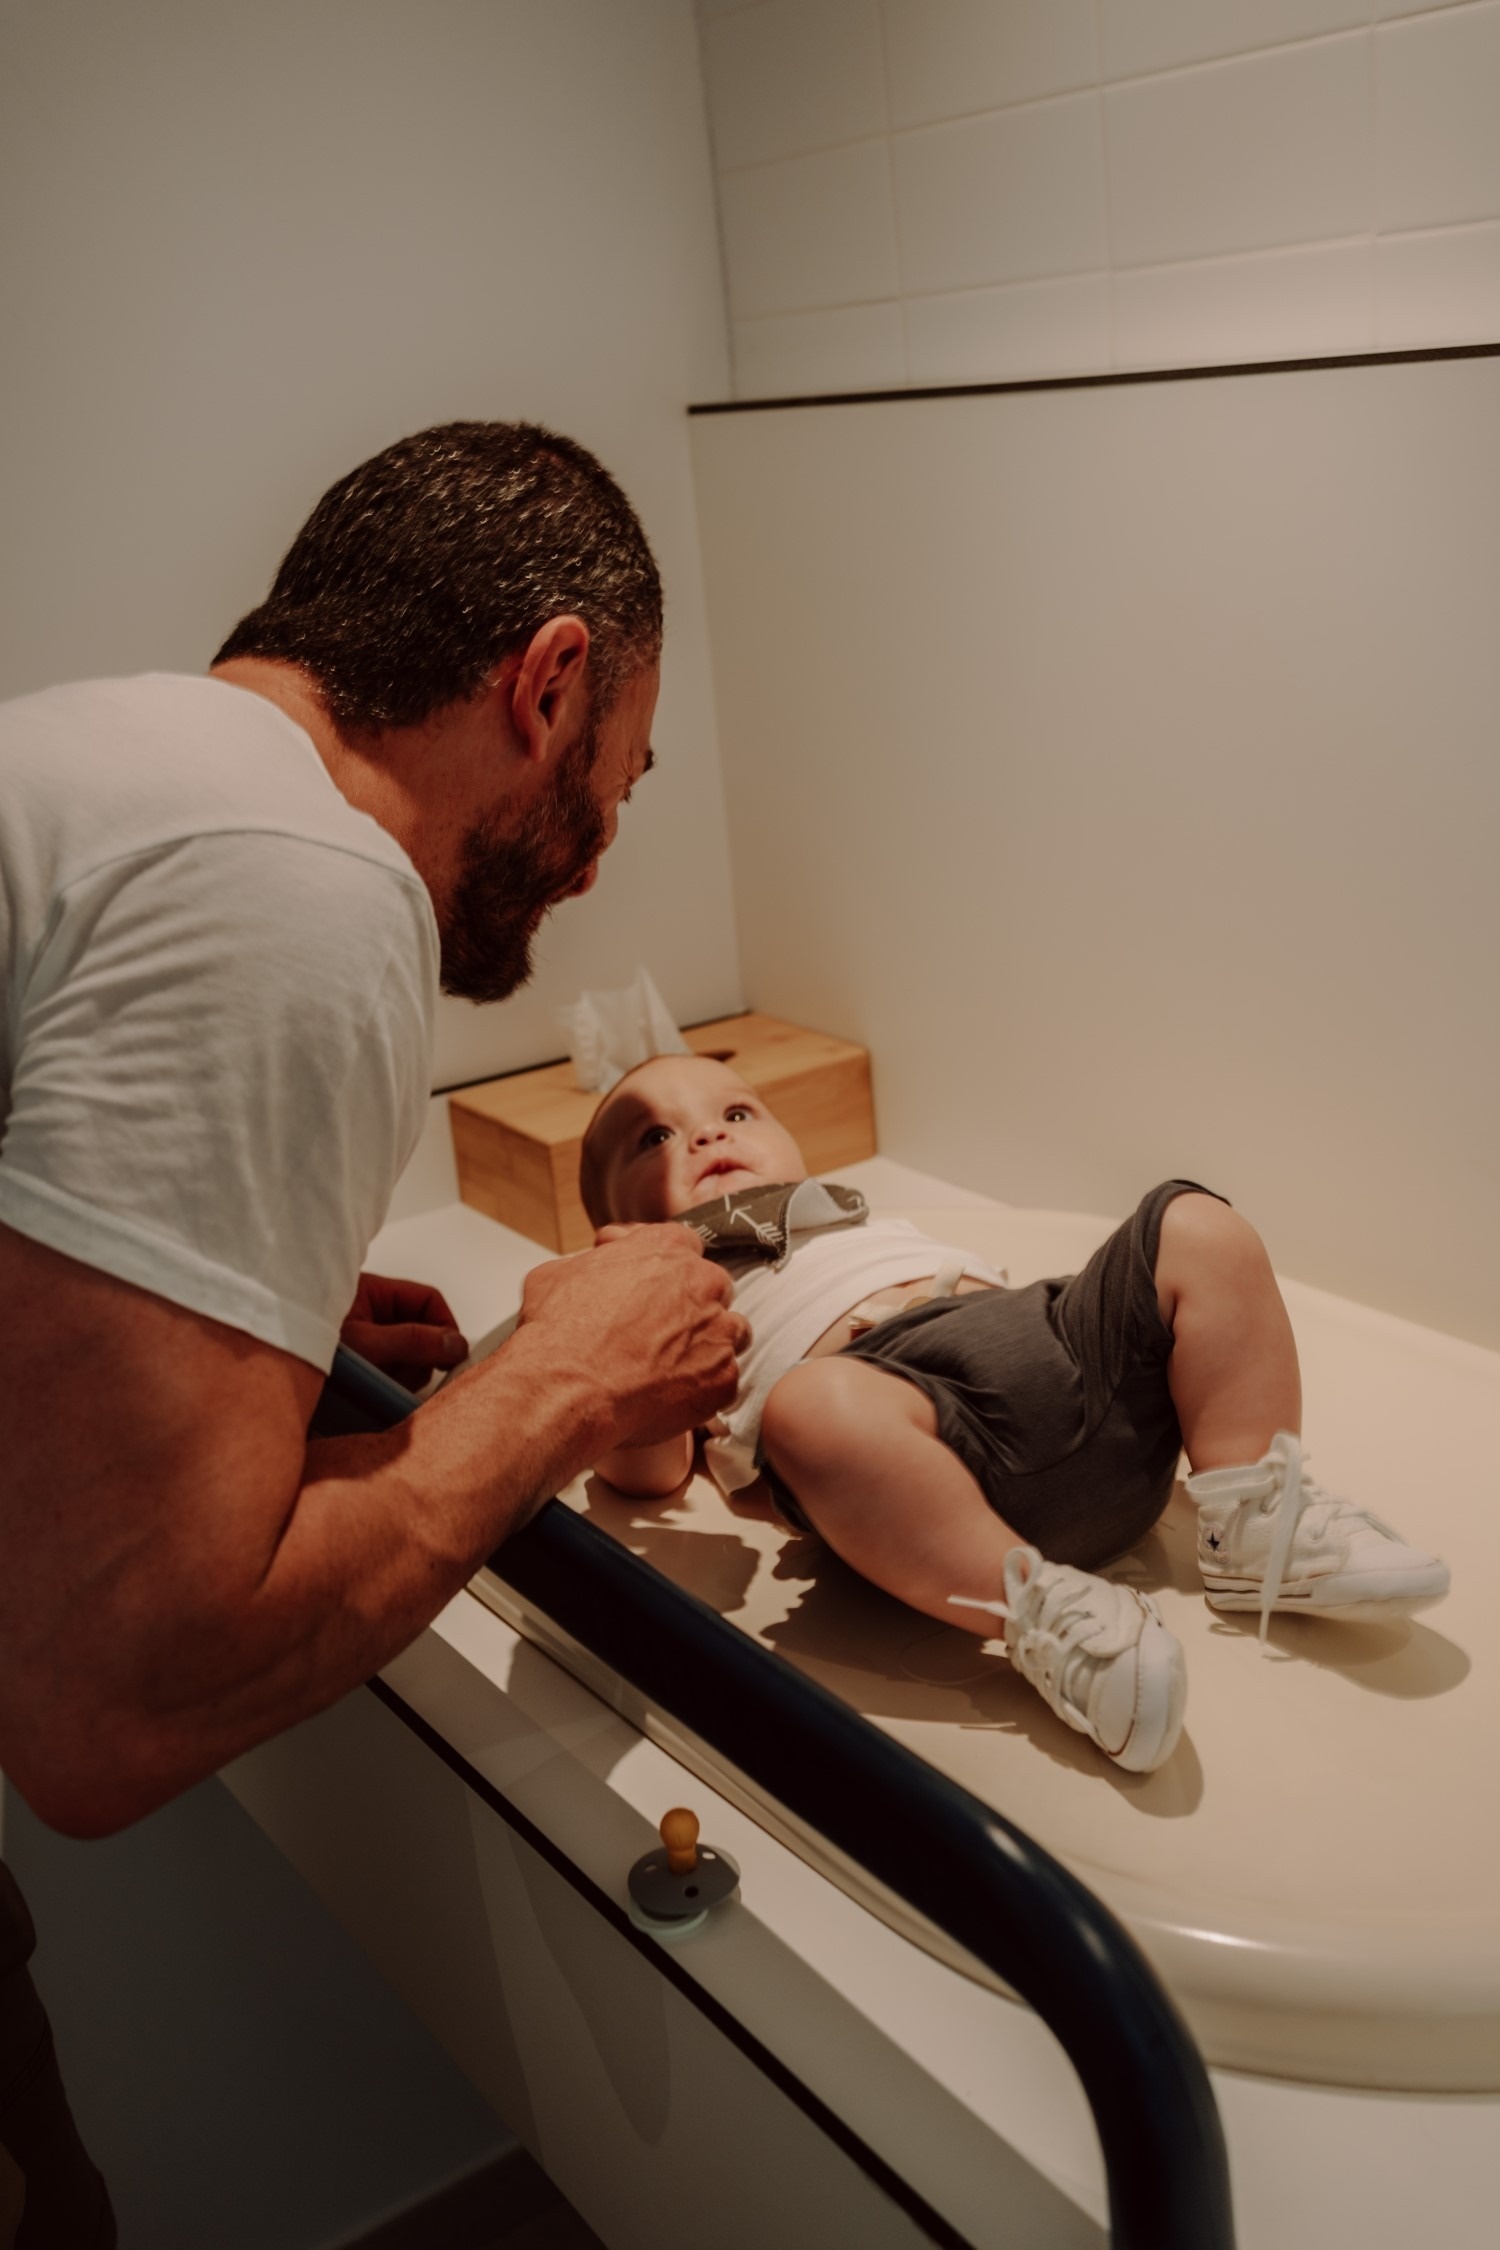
[
  {"xmin": 894, "ymin": 95, "xmax": 1108, "ymax": 291},
  {"xmin": 700, "ymin": 0, "xmax": 886, "ymax": 170},
  {"xmin": 1376, "ymin": 217, "xmax": 1500, "ymax": 341},
  {"xmin": 883, "ymin": 0, "xmax": 1098, "ymax": 125},
  {"xmin": 1098, "ymin": 0, "xmax": 1369, "ymax": 80},
  {"xmin": 1105, "ymin": 36, "xmax": 1374, "ymax": 268},
  {"xmin": 1113, "ymin": 237, "xmax": 1375, "ymax": 364},
  {"xmin": 1377, "ymin": 3, "xmax": 1500, "ymax": 230},
  {"xmin": 905, "ymin": 272, "xmax": 1112, "ymax": 381},
  {"xmin": 731, "ymin": 300, "xmax": 908, "ymax": 392},
  {"xmin": 697, "ymin": 0, "xmax": 1500, "ymax": 396},
  {"xmin": 718, "ymin": 138, "xmax": 899, "ymax": 316}
]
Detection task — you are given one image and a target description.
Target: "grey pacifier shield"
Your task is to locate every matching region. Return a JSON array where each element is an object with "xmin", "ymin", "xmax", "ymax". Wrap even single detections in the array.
[{"xmin": 627, "ymin": 1843, "xmax": 739, "ymax": 1922}]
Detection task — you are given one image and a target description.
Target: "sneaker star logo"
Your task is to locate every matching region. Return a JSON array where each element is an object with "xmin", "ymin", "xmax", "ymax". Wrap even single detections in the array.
[{"xmin": 1205, "ymin": 1530, "xmax": 1222, "ymax": 1550}]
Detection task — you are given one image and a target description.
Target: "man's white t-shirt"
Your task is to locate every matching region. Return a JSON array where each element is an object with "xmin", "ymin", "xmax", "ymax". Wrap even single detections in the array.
[{"xmin": 0, "ymin": 673, "xmax": 440, "ymax": 1370}]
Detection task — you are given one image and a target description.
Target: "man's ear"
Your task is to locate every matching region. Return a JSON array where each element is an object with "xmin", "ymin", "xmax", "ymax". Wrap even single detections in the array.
[{"xmin": 501, "ymin": 615, "xmax": 592, "ymax": 766}]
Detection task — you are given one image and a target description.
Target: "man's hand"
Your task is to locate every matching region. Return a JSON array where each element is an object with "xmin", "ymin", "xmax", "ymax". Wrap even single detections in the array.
[
  {"xmin": 518, "ymin": 1224, "xmax": 747, "ymax": 1455},
  {"xmin": 341, "ymin": 1272, "xmax": 468, "ymax": 1390},
  {"xmin": 0, "ymin": 1216, "xmax": 729, "ymax": 1840}
]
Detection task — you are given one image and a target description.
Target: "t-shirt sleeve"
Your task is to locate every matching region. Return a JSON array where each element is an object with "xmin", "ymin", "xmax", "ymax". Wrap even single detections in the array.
[{"xmin": 0, "ymin": 830, "xmax": 438, "ymax": 1370}]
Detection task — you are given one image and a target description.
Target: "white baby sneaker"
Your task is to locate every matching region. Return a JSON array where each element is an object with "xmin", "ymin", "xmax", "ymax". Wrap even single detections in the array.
[
  {"xmin": 950, "ymin": 1546, "xmax": 1187, "ymax": 1774},
  {"xmin": 1186, "ymin": 1430, "xmax": 1450, "ymax": 1640}
]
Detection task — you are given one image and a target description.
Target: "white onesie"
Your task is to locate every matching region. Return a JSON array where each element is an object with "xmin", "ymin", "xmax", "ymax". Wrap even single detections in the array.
[{"xmin": 703, "ymin": 1207, "xmax": 1005, "ymax": 1495}]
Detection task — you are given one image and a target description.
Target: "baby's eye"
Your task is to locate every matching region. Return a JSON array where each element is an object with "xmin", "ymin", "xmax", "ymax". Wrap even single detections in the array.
[
  {"xmin": 725, "ymin": 1105, "xmax": 754, "ymax": 1122},
  {"xmin": 637, "ymin": 1124, "xmax": 672, "ymax": 1152}
]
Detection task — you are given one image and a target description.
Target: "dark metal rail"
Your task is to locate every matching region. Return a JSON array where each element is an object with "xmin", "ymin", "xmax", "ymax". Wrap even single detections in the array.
[{"xmin": 329, "ymin": 1345, "xmax": 1235, "ymax": 2250}]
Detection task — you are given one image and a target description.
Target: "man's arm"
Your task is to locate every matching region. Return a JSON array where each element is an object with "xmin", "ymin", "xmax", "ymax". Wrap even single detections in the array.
[{"xmin": 0, "ymin": 1219, "xmax": 743, "ymax": 1838}]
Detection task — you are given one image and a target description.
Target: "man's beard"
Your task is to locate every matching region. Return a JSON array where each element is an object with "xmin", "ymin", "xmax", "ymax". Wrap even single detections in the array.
[{"xmin": 440, "ymin": 719, "xmax": 606, "ymax": 1004}]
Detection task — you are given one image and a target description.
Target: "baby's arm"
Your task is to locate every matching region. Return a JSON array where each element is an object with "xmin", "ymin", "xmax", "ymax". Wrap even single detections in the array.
[
  {"xmin": 587, "ymin": 1222, "xmax": 720, "ymax": 1496},
  {"xmin": 594, "ymin": 1431, "xmax": 694, "ymax": 1497}
]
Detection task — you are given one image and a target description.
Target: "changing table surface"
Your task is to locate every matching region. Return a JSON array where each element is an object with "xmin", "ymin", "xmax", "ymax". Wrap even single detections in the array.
[
  {"xmin": 472, "ymin": 1193, "xmax": 1498, "ymax": 2093},
  {"xmin": 370, "ymin": 1143, "xmax": 1498, "ymax": 2093}
]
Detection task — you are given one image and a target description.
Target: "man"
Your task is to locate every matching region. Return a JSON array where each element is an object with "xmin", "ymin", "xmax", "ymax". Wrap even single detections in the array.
[{"xmin": 0, "ymin": 423, "xmax": 744, "ymax": 2239}]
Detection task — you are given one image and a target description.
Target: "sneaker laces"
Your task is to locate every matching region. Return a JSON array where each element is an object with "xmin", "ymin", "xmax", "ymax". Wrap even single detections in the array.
[
  {"xmin": 1249, "ymin": 1432, "xmax": 1405, "ymax": 1645},
  {"xmin": 1249, "ymin": 1431, "xmax": 1307, "ymax": 1644},
  {"xmin": 950, "ymin": 1550, "xmax": 1147, "ymax": 1737}
]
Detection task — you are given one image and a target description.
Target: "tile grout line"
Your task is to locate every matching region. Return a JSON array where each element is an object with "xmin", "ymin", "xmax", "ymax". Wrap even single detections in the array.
[
  {"xmin": 728, "ymin": 306, "xmax": 1499, "ymax": 395},
  {"xmin": 730, "ymin": 208, "xmax": 1500, "ymax": 332},
  {"xmin": 874, "ymin": 0, "xmax": 910, "ymax": 384},
  {"xmin": 694, "ymin": 8, "xmax": 747, "ymax": 399},
  {"xmin": 711, "ymin": 13, "xmax": 1438, "ymax": 182},
  {"xmin": 1364, "ymin": 18, "xmax": 1382, "ymax": 350},
  {"xmin": 1090, "ymin": 0, "xmax": 1122, "ymax": 375},
  {"xmin": 1378, "ymin": 211, "xmax": 1500, "ymax": 240}
]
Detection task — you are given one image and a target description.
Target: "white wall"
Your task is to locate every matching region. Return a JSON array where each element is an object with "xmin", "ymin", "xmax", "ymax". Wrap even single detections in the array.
[
  {"xmin": 699, "ymin": 0, "xmax": 1500, "ymax": 398},
  {"xmin": 0, "ymin": 0, "xmax": 743, "ymax": 1088},
  {"xmin": 0, "ymin": 10, "xmax": 739, "ymax": 2235},
  {"xmin": 690, "ymin": 355, "xmax": 1500, "ymax": 1349},
  {"xmin": 6, "ymin": 1779, "xmax": 517, "ymax": 2249}
]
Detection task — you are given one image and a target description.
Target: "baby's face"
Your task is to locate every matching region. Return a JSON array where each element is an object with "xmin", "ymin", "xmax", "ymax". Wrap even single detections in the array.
[{"xmin": 595, "ymin": 1056, "xmax": 806, "ymax": 1224}]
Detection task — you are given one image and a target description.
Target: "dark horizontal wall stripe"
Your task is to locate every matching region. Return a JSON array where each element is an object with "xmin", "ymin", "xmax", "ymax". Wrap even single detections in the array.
[
  {"xmin": 689, "ymin": 338, "xmax": 1500, "ymax": 417},
  {"xmin": 364, "ymin": 1677, "xmax": 977, "ymax": 2250}
]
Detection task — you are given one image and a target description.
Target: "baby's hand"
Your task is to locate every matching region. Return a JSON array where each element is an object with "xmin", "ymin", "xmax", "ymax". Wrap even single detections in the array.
[{"xmin": 595, "ymin": 1430, "xmax": 695, "ymax": 1499}]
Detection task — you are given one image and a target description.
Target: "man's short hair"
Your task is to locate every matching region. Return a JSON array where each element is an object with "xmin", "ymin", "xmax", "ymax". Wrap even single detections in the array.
[{"xmin": 214, "ymin": 420, "xmax": 662, "ymax": 732}]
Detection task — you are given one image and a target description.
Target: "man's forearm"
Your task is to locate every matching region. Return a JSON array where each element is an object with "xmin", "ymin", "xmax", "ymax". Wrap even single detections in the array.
[
  {"xmin": 68, "ymin": 1323, "xmax": 611, "ymax": 1836},
  {"xmin": 8, "ymin": 1323, "xmax": 609, "ymax": 1838},
  {"xmin": 1, "ymin": 1218, "xmax": 742, "ymax": 1837}
]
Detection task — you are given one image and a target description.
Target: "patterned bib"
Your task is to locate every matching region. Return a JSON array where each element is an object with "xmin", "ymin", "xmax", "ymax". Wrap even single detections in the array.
[{"xmin": 674, "ymin": 1179, "xmax": 868, "ymax": 1270}]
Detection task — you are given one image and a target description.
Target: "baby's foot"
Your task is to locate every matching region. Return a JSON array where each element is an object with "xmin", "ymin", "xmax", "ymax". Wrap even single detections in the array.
[
  {"xmin": 951, "ymin": 1547, "xmax": 1186, "ymax": 1774},
  {"xmin": 1186, "ymin": 1431, "xmax": 1450, "ymax": 1639}
]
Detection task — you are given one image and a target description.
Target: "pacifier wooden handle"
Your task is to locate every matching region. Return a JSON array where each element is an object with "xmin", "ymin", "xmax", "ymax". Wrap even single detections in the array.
[{"xmin": 660, "ymin": 1808, "xmax": 699, "ymax": 1874}]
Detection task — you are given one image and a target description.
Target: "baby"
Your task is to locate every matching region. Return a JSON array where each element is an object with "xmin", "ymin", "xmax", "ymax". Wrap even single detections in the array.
[{"xmin": 580, "ymin": 1055, "xmax": 1449, "ymax": 1774}]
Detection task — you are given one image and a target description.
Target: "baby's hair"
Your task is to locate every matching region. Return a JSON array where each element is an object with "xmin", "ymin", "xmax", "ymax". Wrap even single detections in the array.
[{"xmin": 577, "ymin": 1052, "xmax": 729, "ymax": 1228}]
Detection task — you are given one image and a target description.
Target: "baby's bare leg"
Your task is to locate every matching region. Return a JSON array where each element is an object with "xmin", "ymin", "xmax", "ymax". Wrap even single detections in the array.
[
  {"xmin": 1156, "ymin": 1193, "xmax": 1302, "ymax": 1470},
  {"xmin": 759, "ymin": 1357, "xmax": 1024, "ymax": 1633}
]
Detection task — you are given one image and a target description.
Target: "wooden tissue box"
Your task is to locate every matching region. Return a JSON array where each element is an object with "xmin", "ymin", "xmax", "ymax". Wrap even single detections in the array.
[{"xmin": 448, "ymin": 1011, "xmax": 876, "ymax": 1253}]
